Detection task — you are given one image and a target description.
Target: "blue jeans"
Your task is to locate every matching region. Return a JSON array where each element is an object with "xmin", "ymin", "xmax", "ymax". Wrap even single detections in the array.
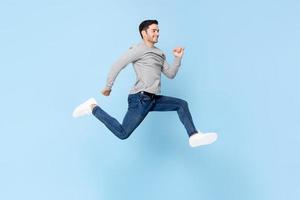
[{"xmin": 92, "ymin": 92, "xmax": 198, "ymax": 139}]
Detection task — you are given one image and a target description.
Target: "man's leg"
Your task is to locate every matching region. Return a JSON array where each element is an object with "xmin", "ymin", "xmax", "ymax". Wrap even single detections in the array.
[
  {"xmin": 92, "ymin": 93, "xmax": 154, "ymax": 139},
  {"xmin": 150, "ymin": 95, "xmax": 197, "ymax": 136},
  {"xmin": 150, "ymin": 95, "xmax": 218, "ymax": 147}
]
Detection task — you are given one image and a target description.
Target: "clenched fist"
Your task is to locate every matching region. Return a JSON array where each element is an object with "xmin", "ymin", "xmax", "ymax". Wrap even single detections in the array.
[
  {"xmin": 173, "ymin": 47, "xmax": 185, "ymax": 58},
  {"xmin": 101, "ymin": 87, "xmax": 112, "ymax": 96}
]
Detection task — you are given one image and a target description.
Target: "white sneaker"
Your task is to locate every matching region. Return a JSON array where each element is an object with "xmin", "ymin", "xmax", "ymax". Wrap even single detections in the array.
[
  {"xmin": 189, "ymin": 132, "xmax": 218, "ymax": 147},
  {"xmin": 72, "ymin": 98, "xmax": 97, "ymax": 118}
]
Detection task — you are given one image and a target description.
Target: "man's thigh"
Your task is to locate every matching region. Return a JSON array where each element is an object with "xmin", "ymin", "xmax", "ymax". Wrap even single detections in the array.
[
  {"xmin": 150, "ymin": 95, "xmax": 186, "ymax": 112},
  {"xmin": 122, "ymin": 94, "xmax": 152, "ymax": 132}
]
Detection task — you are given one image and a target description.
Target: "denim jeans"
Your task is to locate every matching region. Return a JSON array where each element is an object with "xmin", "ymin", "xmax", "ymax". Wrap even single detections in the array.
[{"xmin": 92, "ymin": 92, "xmax": 197, "ymax": 139}]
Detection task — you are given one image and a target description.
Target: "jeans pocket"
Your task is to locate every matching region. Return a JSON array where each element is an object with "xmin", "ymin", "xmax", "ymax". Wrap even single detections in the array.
[
  {"xmin": 128, "ymin": 101, "xmax": 138, "ymax": 109},
  {"xmin": 128, "ymin": 96, "xmax": 139, "ymax": 109}
]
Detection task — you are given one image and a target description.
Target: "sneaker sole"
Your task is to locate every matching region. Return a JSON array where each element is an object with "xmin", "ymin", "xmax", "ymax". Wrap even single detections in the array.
[
  {"xmin": 72, "ymin": 98, "xmax": 97, "ymax": 118},
  {"xmin": 189, "ymin": 133, "xmax": 218, "ymax": 147}
]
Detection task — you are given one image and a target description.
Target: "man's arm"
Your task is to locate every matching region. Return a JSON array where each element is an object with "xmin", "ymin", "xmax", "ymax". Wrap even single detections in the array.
[
  {"xmin": 162, "ymin": 47, "xmax": 184, "ymax": 79},
  {"xmin": 102, "ymin": 46, "xmax": 141, "ymax": 96}
]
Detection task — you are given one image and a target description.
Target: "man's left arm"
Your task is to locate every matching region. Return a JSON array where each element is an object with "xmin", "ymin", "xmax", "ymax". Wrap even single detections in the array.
[{"xmin": 162, "ymin": 47, "xmax": 184, "ymax": 79}]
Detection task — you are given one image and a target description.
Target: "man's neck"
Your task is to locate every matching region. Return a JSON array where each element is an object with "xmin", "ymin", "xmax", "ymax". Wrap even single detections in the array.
[{"xmin": 143, "ymin": 40, "xmax": 155, "ymax": 48}]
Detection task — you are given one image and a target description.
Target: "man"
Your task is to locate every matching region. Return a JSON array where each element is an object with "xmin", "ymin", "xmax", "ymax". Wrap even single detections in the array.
[{"xmin": 73, "ymin": 20, "xmax": 218, "ymax": 147}]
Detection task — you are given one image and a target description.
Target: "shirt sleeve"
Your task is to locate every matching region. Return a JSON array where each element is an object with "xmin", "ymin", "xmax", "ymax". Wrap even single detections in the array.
[
  {"xmin": 162, "ymin": 56, "xmax": 182, "ymax": 79},
  {"xmin": 106, "ymin": 46, "xmax": 141, "ymax": 89}
]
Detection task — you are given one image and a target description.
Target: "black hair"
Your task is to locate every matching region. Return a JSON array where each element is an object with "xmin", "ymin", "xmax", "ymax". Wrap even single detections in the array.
[{"xmin": 139, "ymin": 20, "xmax": 158, "ymax": 38}]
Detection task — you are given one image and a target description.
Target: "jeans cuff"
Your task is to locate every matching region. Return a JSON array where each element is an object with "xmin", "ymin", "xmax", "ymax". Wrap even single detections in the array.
[
  {"xmin": 188, "ymin": 131, "xmax": 198, "ymax": 137},
  {"xmin": 92, "ymin": 105, "xmax": 99, "ymax": 115}
]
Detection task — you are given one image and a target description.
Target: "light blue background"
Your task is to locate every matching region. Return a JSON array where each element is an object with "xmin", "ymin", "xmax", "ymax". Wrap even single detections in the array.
[{"xmin": 1, "ymin": 0, "xmax": 299, "ymax": 199}]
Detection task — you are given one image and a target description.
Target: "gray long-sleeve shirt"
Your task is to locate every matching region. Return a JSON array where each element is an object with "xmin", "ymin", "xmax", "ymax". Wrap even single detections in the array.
[{"xmin": 106, "ymin": 42, "xmax": 182, "ymax": 95}]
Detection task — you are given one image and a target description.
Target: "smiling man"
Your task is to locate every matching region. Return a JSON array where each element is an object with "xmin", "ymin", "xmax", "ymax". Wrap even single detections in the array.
[{"xmin": 73, "ymin": 19, "xmax": 218, "ymax": 147}]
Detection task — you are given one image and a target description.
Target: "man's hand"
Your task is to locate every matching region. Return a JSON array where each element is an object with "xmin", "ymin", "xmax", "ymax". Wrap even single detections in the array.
[
  {"xmin": 173, "ymin": 47, "xmax": 185, "ymax": 58},
  {"xmin": 101, "ymin": 87, "xmax": 111, "ymax": 96}
]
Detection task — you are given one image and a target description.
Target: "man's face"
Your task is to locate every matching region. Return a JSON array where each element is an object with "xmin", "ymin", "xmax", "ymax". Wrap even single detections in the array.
[{"xmin": 143, "ymin": 24, "xmax": 159, "ymax": 43}]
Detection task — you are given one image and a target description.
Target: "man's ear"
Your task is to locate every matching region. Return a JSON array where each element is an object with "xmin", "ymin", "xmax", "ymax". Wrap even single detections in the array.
[{"xmin": 141, "ymin": 30, "xmax": 147, "ymax": 38}]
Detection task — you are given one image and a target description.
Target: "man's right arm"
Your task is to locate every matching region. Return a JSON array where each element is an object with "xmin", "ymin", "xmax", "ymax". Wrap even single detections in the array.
[{"xmin": 103, "ymin": 45, "xmax": 141, "ymax": 95}]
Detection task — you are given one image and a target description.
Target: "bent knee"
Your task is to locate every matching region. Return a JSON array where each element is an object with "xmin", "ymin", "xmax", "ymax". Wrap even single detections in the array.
[
  {"xmin": 179, "ymin": 99, "xmax": 189, "ymax": 108},
  {"xmin": 118, "ymin": 135, "xmax": 129, "ymax": 140},
  {"xmin": 118, "ymin": 132, "xmax": 132, "ymax": 140}
]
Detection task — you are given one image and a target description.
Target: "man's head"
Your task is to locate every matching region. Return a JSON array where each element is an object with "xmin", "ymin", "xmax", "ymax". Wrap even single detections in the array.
[{"xmin": 139, "ymin": 20, "xmax": 159, "ymax": 44}]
